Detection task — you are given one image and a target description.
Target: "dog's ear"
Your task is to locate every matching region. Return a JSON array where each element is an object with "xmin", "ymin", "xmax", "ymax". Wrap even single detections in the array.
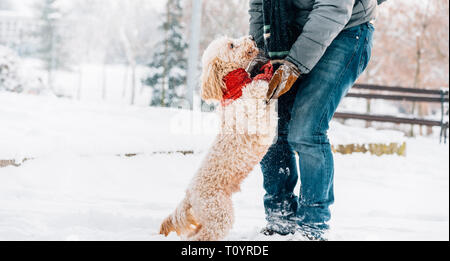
[{"xmin": 201, "ymin": 58, "xmax": 225, "ymax": 102}]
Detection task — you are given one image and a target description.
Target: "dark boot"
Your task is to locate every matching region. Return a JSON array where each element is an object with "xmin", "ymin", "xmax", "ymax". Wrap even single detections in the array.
[
  {"xmin": 261, "ymin": 219, "xmax": 296, "ymax": 236},
  {"xmin": 296, "ymin": 224, "xmax": 329, "ymax": 241}
]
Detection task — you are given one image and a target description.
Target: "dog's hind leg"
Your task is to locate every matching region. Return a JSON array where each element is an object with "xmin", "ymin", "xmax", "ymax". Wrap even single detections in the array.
[
  {"xmin": 160, "ymin": 196, "xmax": 197, "ymax": 237},
  {"xmin": 189, "ymin": 194, "xmax": 234, "ymax": 241}
]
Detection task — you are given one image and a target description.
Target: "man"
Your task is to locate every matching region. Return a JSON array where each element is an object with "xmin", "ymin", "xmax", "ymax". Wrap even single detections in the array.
[{"xmin": 248, "ymin": 0, "xmax": 386, "ymax": 240}]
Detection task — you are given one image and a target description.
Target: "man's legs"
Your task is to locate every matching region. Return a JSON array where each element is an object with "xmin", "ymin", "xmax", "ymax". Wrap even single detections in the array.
[
  {"xmin": 288, "ymin": 23, "xmax": 374, "ymax": 232},
  {"xmin": 261, "ymin": 23, "xmax": 374, "ymax": 236},
  {"xmin": 260, "ymin": 83, "xmax": 300, "ymax": 235}
]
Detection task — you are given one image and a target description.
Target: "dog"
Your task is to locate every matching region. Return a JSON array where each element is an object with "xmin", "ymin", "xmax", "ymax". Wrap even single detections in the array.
[{"xmin": 159, "ymin": 36, "xmax": 278, "ymax": 241}]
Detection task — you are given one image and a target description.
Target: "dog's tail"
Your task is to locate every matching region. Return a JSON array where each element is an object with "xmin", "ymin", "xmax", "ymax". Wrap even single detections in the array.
[{"xmin": 159, "ymin": 197, "xmax": 198, "ymax": 237}]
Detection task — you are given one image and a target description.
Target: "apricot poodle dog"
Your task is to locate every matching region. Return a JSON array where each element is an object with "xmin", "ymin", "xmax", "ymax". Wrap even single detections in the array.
[{"xmin": 159, "ymin": 36, "xmax": 278, "ymax": 241}]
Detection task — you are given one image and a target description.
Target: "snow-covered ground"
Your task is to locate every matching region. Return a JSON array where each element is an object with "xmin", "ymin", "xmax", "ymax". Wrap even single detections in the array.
[{"xmin": 0, "ymin": 92, "xmax": 448, "ymax": 241}]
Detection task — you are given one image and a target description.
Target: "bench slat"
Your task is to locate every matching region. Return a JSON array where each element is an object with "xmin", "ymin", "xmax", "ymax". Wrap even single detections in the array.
[
  {"xmin": 345, "ymin": 93, "xmax": 449, "ymax": 103},
  {"xmin": 334, "ymin": 112, "xmax": 445, "ymax": 127},
  {"xmin": 353, "ymin": 84, "xmax": 449, "ymax": 96}
]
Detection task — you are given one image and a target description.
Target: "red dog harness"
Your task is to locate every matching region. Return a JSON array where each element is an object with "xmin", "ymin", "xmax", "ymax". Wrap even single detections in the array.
[{"xmin": 221, "ymin": 62, "xmax": 274, "ymax": 107}]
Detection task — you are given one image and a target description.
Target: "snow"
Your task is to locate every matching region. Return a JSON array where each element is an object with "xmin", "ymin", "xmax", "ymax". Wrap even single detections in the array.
[
  {"xmin": 0, "ymin": 92, "xmax": 215, "ymax": 159},
  {"xmin": 0, "ymin": 92, "xmax": 448, "ymax": 241}
]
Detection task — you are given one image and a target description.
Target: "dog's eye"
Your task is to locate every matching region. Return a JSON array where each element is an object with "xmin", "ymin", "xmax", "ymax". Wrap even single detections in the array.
[{"xmin": 229, "ymin": 43, "xmax": 235, "ymax": 49}]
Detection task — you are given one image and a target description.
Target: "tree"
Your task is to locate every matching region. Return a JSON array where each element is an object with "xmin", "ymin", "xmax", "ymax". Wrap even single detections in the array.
[
  {"xmin": 0, "ymin": 46, "xmax": 48, "ymax": 95},
  {"xmin": 115, "ymin": 0, "xmax": 159, "ymax": 105},
  {"xmin": 183, "ymin": 0, "xmax": 250, "ymax": 56},
  {"xmin": 356, "ymin": 0, "xmax": 449, "ymax": 136},
  {"xmin": 143, "ymin": 0, "xmax": 188, "ymax": 108},
  {"xmin": 0, "ymin": 46, "xmax": 22, "ymax": 92},
  {"xmin": 53, "ymin": 0, "xmax": 159, "ymax": 102},
  {"xmin": 359, "ymin": 0, "xmax": 449, "ymax": 90},
  {"xmin": 33, "ymin": 0, "xmax": 69, "ymax": 91}
]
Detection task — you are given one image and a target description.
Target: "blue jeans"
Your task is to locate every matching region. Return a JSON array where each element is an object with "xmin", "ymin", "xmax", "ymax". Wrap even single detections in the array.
[{"xmin": 261, "ymin": 23, "xmax": 374, "ymax": 229}]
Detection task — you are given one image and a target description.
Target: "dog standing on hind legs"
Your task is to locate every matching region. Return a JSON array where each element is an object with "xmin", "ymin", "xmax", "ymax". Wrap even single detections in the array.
[{"xmin": 159, "ymin": 36, "xmax": 278, "ymax": 241}]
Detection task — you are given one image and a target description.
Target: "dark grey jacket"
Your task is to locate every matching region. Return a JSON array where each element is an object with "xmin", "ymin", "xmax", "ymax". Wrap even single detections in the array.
[{"xmin": 249, "ymin": 0, "xmax": 379, "ymax": 74}]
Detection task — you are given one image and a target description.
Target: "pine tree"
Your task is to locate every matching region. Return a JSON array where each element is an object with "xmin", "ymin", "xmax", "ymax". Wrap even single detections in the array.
[
  {"xmin": 33, "ymin": 0, "xmax": 68, "ymax": 90},
  {"xmin": 143, "ymin": 0, "xmax": 188, "ymax": 107}
]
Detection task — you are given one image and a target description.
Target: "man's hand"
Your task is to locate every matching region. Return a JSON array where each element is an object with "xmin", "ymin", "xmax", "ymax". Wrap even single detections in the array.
[
  {"xmin": 246, "ymin": 53, "xmax": 270, "ymax": 78},
  {"xmin": 266, "ymin": 60, "xmax": 301, "ymax": 102}
]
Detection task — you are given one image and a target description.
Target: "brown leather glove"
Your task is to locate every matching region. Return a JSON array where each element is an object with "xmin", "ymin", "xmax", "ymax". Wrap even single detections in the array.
[
  {"xmin": 246, "ymin": 53, "xmax": 270, "ymax": 78},
  {"xmin": 266, "ymin": 60, "xmax": 301, "ymax": 102}
]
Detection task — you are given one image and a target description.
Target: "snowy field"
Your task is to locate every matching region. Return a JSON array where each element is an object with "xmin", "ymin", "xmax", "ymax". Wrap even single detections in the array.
[{"xmin": 0, "ymin": 92, "xmax": 448, "ymax": 241}]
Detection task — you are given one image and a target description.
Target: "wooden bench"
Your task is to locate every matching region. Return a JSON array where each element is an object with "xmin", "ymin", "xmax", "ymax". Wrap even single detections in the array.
[{"xmin": 335, "ymin": 84, "xmax": 449, "ymax": 143}]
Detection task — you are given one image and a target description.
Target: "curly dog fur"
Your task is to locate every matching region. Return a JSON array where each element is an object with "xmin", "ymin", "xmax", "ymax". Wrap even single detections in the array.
[{"xmin": 160, "ymin": 36, "xmax": 278, "ymax": 241}]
